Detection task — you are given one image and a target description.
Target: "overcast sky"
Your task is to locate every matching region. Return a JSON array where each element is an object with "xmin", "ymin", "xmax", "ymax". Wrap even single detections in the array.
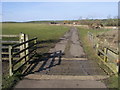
[{"xmin": 2, "ymin": 2, "xmax": 118, "ymax": 22}]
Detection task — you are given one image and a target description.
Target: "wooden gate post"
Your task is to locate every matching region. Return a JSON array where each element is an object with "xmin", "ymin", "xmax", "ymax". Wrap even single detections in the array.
[
  {"xmin": 104, "ymin": 47, "xmax": 107, "ymax": 62},
  {"xmin": 19, "ymin": 33, "xmax": 26, "ymax": 63},
  {"xmin": 25, "ymin": 34, "xmax": 29, "ymax": 61},
  {"xmin": 34, "ymin": 37, "xmax": 37, "ymax": 54},
  {"xmin": 9, "ymin": 46, "xmax": 13, "ymax": 76},
  {"xmin": 118, "ymin": 60, "xmax": 120, "ymax": 74}
]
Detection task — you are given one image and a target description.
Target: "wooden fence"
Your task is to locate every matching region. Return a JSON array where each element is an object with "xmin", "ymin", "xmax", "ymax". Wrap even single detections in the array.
[
  {"xmin": 9, "ymin": 37, "xmax": 37, "ymax": 76},
  {"xmin": 88, "ymin": 31, "xmax": 119, "ymax": 74},
  {"xmin": 2, "ymin": 33, "xmax": 28, "ymax": 75},
  {"xmin": 2, "ymin": 33, "xmax": 37, "ymax": 76},
  {"xmin": 1, "ymin": 33, "xmax": 28, "ymax": 61}
]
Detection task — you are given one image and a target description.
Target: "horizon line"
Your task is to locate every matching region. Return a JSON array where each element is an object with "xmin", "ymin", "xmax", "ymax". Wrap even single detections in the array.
[{"xmin": 2, "ymin": 18, "xmax": 117, "ymax": 23}]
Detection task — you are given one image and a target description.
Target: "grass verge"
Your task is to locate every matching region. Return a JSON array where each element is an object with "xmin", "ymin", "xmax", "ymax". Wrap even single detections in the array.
[
  {"xmin": 77, "ymin": 26, "xmax": 119, "ymax": 89},
  {"xmin": 2, "ymin": 72, "xmax": 22, "ymax": 89}
]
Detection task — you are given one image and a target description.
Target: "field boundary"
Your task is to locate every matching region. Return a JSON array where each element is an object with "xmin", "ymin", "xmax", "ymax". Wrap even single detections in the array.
[
  {"xmin": 88, "ymin": 31, "xmax": 119, "ymax": 74},
  {"xmin": 9, "ymin": 37, "xmax": 37, "ymax": 76},
  {"xmin": 2, "ymin": 33, "xmax": 37, "ymax": 76},
  {"xmin": 2, "ymin": 33, "xmax": 27, "ymax": 61}
]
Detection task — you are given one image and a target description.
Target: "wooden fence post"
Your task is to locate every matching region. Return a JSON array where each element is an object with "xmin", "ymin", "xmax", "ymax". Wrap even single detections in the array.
[
  {"xmin": 9, "ymin": 46, "xmax": 13, "ymax": 76},
  {"xmin": 91, "ymin": 33, "xmax": 93, "ymax": 44},
  {"xmin": 25, "ymin": 34, "xmax": 29, "ymax": 61},
  {"xmin": 104, "ymin": 39, "xmax": 108, "ymax": 62},
  {"xmin": 93, "ymin": 36, "xmax": 97, "ymax": 48},
  {"xmin": 88, "ymin": 32, "xmax": 91, "ymax": 41},
  {"xmin": 34, "ymin": 37, "xmax": 37, "ymax": 53},
  {"xmin": 58, "ymin": 50, "xmax": 62, "ymax": 65},
  {"xmin": 96, "ymin": 43, "xmax": 99, "ymax": 52},
  {"xmin": 92, "ymin": 33, "xmax": 95, "ymax": 46},
  {"xmin": 19, "ymin": 33, "xmax": 26, "ymax": 63},
  {"xmin": 104, "ymin": 47, "xmax": 107, "ymax": 62},
  {"xmin": 118, "ymin": 45, "xmax": 120, "ymax": 74},
  {"xmin": 118, "ymin": 61, "xmax": 120, "ymax": 74}
]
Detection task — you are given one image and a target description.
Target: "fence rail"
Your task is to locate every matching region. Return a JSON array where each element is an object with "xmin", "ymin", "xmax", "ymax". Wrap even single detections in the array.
[
  {"xmin": 88, "ymin": 31, "xmax": 119, "ymax": 74},
  {"xmin": 2, "ymin": 33, "xmax": 28, "ymax": 61},
  {"xmin": 2, "ymin": 41, "xmax": 20, "ymax": 43},
  {"xmin": 0, "ymin": 35, "xmax": 19, "ymax": 37}
]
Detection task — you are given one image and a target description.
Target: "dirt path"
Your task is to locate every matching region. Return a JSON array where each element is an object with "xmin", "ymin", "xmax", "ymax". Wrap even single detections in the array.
[
  {"xmin": 15, "ymin": 26, "xmax": 108, "ymax": 88},
  {"xmin": 69, "ymin": 27, "xmax": 85, "ymax": 58},
  {"xmin": 49, "ymin": 27, "xmax": 85, "ymax": 58}
]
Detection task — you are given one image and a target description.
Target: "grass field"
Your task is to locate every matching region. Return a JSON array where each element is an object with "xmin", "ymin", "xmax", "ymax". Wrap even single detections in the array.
[
  {"xmin": 77, "ymin": 26, "xmax": 118, "ymax": 88},
  {"xmin": 3, "ymin": 23, "xmax": 70, "ymax": 54},
  {"xmin": 2, "ymin": 23, "xmax": 69, "ymax": 40}
]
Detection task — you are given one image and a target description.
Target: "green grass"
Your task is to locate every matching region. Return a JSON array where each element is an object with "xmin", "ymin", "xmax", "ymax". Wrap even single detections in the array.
[
  {"xmin": 104, "ymin": 74, "xmax": 119, "ymax": 89},
  {"xmin": 2, "ymin": 23, "xmax": 70, "ymax": 56},
  {"xmin": 2, "ymin": 72, "xmax": 22, "ymax": 89},
  {"xmin": 2, "ymin": 23, "xmax": 70, "ymax": 60},
  {"xmin": 2, "ymin": 23, "xmax": 69, "ymax": 40},
  {"xmin": 77, "ymin": 27, "xmax": 118, "ymax": 88}
]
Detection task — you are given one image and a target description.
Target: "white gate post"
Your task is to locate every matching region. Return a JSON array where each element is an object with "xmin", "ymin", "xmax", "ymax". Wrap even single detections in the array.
[
  {"xmin": 25, "ymin": 34, "xmax": 29, "ymax": 61},
  {"xmin": 19, "ymin": 33, "xmax": 25, "ymax": 63},
  {"xmin": 9, "ymin": 46, "xmax": 13, "ymax": 76}
]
